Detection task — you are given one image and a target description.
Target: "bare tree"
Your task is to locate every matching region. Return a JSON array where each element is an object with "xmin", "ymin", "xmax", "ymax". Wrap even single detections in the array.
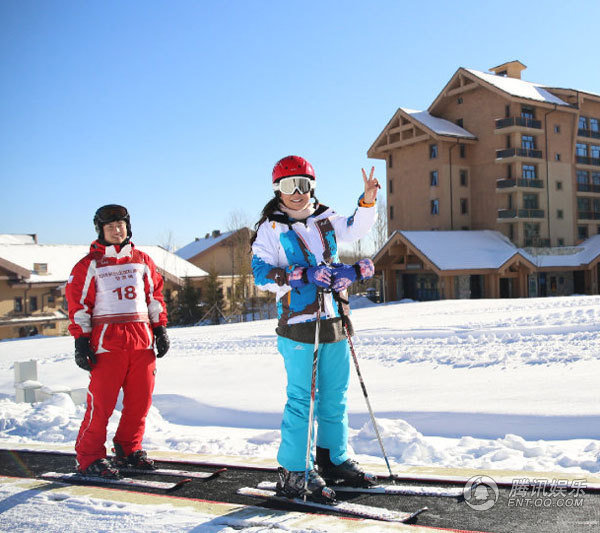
[{"xmin": 371, "ymin": 198, "xmax": 388, "ymax": 253}]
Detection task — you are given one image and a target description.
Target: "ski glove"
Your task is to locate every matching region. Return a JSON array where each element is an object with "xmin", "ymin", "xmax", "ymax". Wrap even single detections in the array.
[
  {"xmin": 331, "ymin": 258, "xmax": 375, "ymax": 292},
  {"xmin": 306, "ymin": 265, "xmax": 333, "ymax": 289},
  {"xmin": 356, "ymin": 258, "xmax": 375, "ymax": 280},
  {"xmin": 331, "ymin": 263, "xmax": 358, "ymax": 292},
  {"xmin": 74, "ymin": 337, "xmax": 96, "ymax": 371},
  {"xmin": 153, "ymin": 326, "xmax": 170, "ymax": 358},
  {"xmin": 287, "ymin": 266, "xmax": 307, "ymax": 289}
]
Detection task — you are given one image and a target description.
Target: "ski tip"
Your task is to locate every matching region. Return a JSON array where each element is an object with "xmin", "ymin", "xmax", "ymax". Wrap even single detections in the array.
[
  {"xmin": 210, "ymin": 467, "xmax": 227, "ymax": 478},
  {"xmin": 406, "ymin": 507, "xmax": 429, "ymax": 523},
  {"xmin": 167, "ymin": 478, "xmax": 193, "ymax": 492}
]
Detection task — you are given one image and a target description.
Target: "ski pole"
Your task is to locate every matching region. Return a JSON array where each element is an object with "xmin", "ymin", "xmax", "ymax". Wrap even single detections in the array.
[
  {"xmin": 304, "ymin": 288, "xmax": 323, "ymax": 500},
  {"xmin": 336, "ymin": 295, "xmax": 396, "ymax": 482}
]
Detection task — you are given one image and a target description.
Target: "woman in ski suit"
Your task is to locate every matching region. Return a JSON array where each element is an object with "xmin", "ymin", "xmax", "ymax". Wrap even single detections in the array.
[{"xmin": 251, "ymin": 155, "xmax": 379, "ymax": 499}]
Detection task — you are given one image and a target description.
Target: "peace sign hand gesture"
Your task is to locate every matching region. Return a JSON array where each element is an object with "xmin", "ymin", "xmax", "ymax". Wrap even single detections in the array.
[{"xmin": 362, "ymin": 167, "xmax": 380, "ymax": 204}]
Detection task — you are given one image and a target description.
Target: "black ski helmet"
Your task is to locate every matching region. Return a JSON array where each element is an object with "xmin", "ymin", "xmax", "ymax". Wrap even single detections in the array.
[{"xmin": 93, "ymin": 204, "xmax": 132, "ymax": 240}]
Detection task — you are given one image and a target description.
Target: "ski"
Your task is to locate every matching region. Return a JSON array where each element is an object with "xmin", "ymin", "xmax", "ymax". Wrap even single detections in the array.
[
  {"xmin": 118, "ymin": 466, "xmax": 226, "ymax": 480},
  {"xmin": 40, "ymin": 471, "xmax": 191, "ymax": 491},
  {"xmin": 238, "ymin": 486, "xmax": 427, "ymax": 523},
  {"xmin": 257, "ymin": 480, "xmax": 463, "ymax": 498}
]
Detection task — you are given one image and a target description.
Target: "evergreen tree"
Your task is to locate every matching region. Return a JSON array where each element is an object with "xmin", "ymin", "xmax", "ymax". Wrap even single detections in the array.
[{"xmin": 205, "ymin": 269, "xmax": 224, "ymax": 324}]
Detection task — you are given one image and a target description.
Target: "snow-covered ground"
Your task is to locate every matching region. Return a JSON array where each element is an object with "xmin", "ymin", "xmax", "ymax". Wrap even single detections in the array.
[{"xmin": 1, "ymin": 295, "xmax": 600, "ymax": 531}]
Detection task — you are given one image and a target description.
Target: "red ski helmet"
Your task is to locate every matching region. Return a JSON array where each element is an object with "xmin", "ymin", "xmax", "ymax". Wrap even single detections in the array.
[{"xmin": 272, "ymin": 155, "xmax": 316, "ymax": 184}]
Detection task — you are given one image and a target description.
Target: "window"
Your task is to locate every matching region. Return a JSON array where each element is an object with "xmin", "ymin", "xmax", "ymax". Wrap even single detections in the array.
[
  {"xmin": 523, "ymin": 194, "xmax": 538, "ymax": 209},
  {"xmin": 557, "ymin": 209, "xmax": 564, "ymax": 219},
  {"xmin": 554, "ymin": 125, "xmax": 561, "ymax": 134},
  {"xmin": 556, "ymin": 181, "xmax": 563, "ymax": 190},
  {"xmin": 459, "ymin": 144, "xmax": 466, "ymax": 158},
  {"xmin": 506, "ymin": 135, "xmax": 511, "ymax": 149},
  {"xmin": 576, "ymin": 143, "xmax": 588, "ymax": 157},
  {"xmin": 522, "ymin": 135, "xmax": 535, "ymax": 150},
  {"xmin": 508, "ymin": 223, "xmax": 514, "ymax": 241},
  {"xmin": 558, "ymin": 238, "xmax": 565, "ymax": 246},
  {"xmin": 460, "ymin": 169, "xmax": 468, "ymax": 186},
  {"xmin": 388, "ymin": 179, "xmax": 393, "ymax": 194},
  {"xmin": 577, "ymin": 170, "xmax": 589, "ymax": 185},
  {"xmin": 578, "ymin": 197, "xmax": 591, "ymax": 212},
  {"xmin": 579, "ymin": 116, "xmax": 589, "ymax": 130},
  {"xmin": 591, "ymin": 118, "xmax": 599, "ymax": 133},
  {"xmin": 521, "ymin": 105, "xmax": 535, "ymax": 119},
  {"xmin": 460, "ymin": 198, "xmax": 468, "ymax": 214},
  {"xmin": 578, "ymin": 225, "xmax": 589, "ymax": 241},
  {"xmin": 430, "ymin": 170, "xmax": 439, "ymax": 186},
  {"xmin": 29, "ymin": 297, "xmax": 38, "ymax": 312},
  {"xmin": 388, "ymin": 153, "xmax": 393, "ymax": 168},
  {"xmin": 591, "ymin": 145, "xmax": 600, "ymax": 159},
  {"xmin": 524, "ymin": 223, "xmax": 541, "ymax": 246},
  {"xmin": 593, "ymin": 172, "xmax": 600, "ymax": 185},
  {"xmin": 555, "ymin": 153, "xmax": 561, "ymax": 161},
  {"xmin": 456, "ymin": 118, "xmax": 463, "ymax": 128},
  {"xmin": 457, "ymin": 97, "xmax": 463, "ymax": 104},
  {"xmin": 505, "ymin": 104, "xmax": 510, "ymax": 118},
  {"xmin": 522, "ymin": 164, "xmax": 537, "ymax": 179},
  {"xmin": 429, "ymin": 144, "xmax": 438, "ymax": 159},
  {"xmin": 14, "ymin": 297, "xmax": 23, "ymax": 313},
  {"xmin": 431, "ymin": 199, "xmax": 439, "ymax": 215},
  {"xmin": 389, "ymin": 205, "xmax": 394, "ymax": 220}
]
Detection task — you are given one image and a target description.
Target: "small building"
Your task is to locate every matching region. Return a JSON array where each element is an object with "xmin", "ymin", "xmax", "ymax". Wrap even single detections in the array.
[
  {"xmin": 374, "ymin": 230, "xmax": 600, "ymax": 302},
  {"xmin": 0, "ymin": 240, "xmax": 207, "ymax": 340}
]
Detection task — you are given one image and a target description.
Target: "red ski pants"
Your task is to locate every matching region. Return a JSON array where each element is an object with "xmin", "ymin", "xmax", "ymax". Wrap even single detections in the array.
[{"xmin": 76, "ymin": 348, "xmax": 156, "ymax": 471}]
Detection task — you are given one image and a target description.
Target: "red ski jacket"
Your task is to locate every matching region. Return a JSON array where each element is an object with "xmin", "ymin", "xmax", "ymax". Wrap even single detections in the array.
[{"xmin": 66, "ymin": 240, "xmax": 168, "ymax": 353}]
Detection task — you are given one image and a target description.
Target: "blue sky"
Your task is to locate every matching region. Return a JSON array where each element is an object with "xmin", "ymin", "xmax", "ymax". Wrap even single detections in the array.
[{"xmin": 1, "ymin": 0, "xmax": 599, "ymax": 248}]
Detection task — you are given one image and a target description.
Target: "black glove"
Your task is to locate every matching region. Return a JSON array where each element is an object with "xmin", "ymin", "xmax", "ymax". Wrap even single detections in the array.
[
  {"xmin": 74, "ymin": 337, "xmax": 97, "ymax": 371},
  {"xmin": 153, "ymin": 326, "xmax": 170, "ymax": 358}
]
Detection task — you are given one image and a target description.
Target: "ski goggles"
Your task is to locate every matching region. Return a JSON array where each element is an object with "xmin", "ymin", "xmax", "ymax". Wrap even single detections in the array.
[
  {"xmin": 273, "ymin": 176, "xmax": 315, "ymax": 195},
  {"xmin": 96, "ymin": 205, "xmax": 129, "ymax": 224}
]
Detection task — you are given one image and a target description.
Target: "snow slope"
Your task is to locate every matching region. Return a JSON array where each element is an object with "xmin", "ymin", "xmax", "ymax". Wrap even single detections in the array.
[{"xmin": 1, "ymin": 296, "xmax": 600, "ymax": 531}]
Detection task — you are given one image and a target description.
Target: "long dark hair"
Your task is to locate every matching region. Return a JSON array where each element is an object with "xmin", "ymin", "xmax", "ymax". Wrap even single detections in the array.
[
  {"xmin": 249, "ymin": 192, "xmax": 320, "ymax": 246},
  {"xmin": 250, "ymin": 195, "xmax": 280, "ymax": 246}
]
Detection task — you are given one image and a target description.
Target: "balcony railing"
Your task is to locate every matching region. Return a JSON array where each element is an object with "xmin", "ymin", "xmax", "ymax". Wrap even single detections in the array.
[
  {"xmin": 498, "ymin": 208, "xmax": 545, "ymax": 219},
  {"xmin": 578, "ymin": 128, "xmax": 600, "ymax": 139},
  {"xmin": 577, "ymin": 183, "xmax": 600, "ymax": 193},
  {"xmin": 496, "ymin": 178, "xmax": 544, "ymax": 189},
  {"xmin": 524, "ymin": 238, "xmax": 551, "ymax": 247},
  {"xmin": 496, "ymin": 148, "xmax": 543, "ymax": 159},
  {"xmin": 576, "ymin": 155, "xmax": 600, "ymax": 166},
  {"xmin": 496, "ymin": 116, "xmax": 542, "ymax": 130},
  {"xmin": 577, "ymin": 211, "xmax": 600, "ymax": 220}
]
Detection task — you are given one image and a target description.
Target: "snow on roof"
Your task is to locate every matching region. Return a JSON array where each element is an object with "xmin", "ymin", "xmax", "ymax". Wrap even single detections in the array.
[
  {"xmin": 391, "ymin": 231, "xmax": 600, "ymax": 271},
  {"xmin": 0, "ymin": 234, "xmax": 37, "ymax": 244},
  {"xmin": 401, "ymin": 108, "xmax": 476, "ymax": 139},
  {"xmin": 0, "ymin": 244, "xmax": 207, "ymax": 283},
  {"xmin": 466, "ymin": 69, "xmax": 571, "ymax": 107},
  {"xmin": 176, "ymin": 231, "xmax": 235, "ymax": 260},
  {"xmin": 521, "ymin": 234, "xmax": 600, "ymax": 268},
  {"xmin": 401, "ymin": 230, "xmax": 520, "ymax": 270}
]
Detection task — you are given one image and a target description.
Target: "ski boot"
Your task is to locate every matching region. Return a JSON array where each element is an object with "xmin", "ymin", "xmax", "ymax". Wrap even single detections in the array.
[
  {"xmin": 316, "ymin": 447, "xmax": 377, "ymax": 487},
  {"xmin": 78, "ymin": 458, "xmax": 122, "ymax": 479},
  {"xmin": 276, "ymin": 467, "xmax": 336, "ymax": 502},
  {"xmin": 112, "ymin": 442, "xmax": 156, "ymax": 470}
]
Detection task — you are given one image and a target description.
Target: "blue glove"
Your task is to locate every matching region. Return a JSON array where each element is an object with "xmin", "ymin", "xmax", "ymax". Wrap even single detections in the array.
[
  {"xmin": 356, "ymin": 258, "xmax": 375, "ymax": 280},
  {"xmin": 306, "ymin": 265, "xmax": 333, "ymax": 289},
  {"xmin": 287, "ymin": 266, "xmax": 307, "ymax": 289},
  {"xmin": 331, "ymin": 263, "xmax": 357, "ymax": 292}
]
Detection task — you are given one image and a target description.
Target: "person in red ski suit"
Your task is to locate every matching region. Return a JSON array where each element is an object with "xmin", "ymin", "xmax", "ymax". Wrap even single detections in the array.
[{"xmin": 66, "ymin": 204, "xmax": 170, "ymax": 478}]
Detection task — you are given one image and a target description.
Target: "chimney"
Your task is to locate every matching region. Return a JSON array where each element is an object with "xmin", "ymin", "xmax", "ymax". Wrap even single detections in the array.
[
  {"xmin": 212, "ymin": 230, "xmax": 221, "ymax": 238},
  {"xmin": 489, "ymin": 60, "xmax": 526, "ymax": 79}
]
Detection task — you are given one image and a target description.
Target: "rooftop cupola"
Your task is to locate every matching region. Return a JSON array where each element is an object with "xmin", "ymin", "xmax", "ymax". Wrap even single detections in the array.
[{"xmin": 489, "ymin": 60, "xmax": 527, "ymax": 79}]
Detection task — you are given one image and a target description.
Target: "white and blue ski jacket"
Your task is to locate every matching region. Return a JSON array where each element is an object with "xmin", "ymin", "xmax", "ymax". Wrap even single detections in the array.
[{"xmin": 252, "ymin": 197, "xmax": 376, "ymax": 329}]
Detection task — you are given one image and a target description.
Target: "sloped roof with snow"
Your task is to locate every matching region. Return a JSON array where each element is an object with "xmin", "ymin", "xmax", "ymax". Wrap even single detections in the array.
[
  {"xmin": 400, "ymin": 230, "xmax": 522, "ymax": 270},
  {"xmin": 377, "ymin": 230, "xmax": 600, "ymax": 272},
  {"xmin": 401, "ymin": 108, "xmax": 476, "ymax": 139},
  {"xmin": 0, "ymin": 244, "xmax": 207, "ymax": 283},
  {"xmin": 0, "ymin": 234, "xmax": 37, "ymax": 244},
  {"xmin": 465, "ymin": 69, "xmax": 571, "ymax": 107},
  {"xmin": 176, "ymin": 231, "xmax": 235, "ymax": 260}
]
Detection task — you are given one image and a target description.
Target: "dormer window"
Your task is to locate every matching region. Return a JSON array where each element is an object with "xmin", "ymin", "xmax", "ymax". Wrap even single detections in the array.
[{"xmin": 33, "ymin": 263, "xmax": 48, "ymax": 275}]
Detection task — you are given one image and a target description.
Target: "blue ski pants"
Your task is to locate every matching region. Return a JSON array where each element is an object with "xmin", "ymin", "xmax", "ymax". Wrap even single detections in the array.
[{"xmin": 277, "ymin": 335, "xmax": 350, "ymax": 471}]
